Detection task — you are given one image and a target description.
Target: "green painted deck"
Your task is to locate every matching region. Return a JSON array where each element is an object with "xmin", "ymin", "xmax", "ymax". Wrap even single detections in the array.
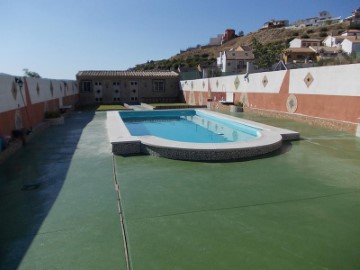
[{"xmin": 1, "ymin": 111, "xmax": 360, "ymax": 269}]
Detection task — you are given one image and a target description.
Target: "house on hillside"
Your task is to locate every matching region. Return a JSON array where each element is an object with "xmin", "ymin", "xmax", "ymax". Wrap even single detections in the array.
[
  {"xmin": 283, "ymin": 48, "xmax": 317, "ymax": 64},
  {"xmin": 309, "ymin": 46, "xmax": 341, "ymax": 60},
  {"xmin": 261, "ymin": 19, "xmax": 289, "ymax": 30},
  {"xmin": 234, "ymin": 45, "xmax": 252, "ymax": 51},
  {"xmin": 322, "ymin": 35, "xmax": 346, "ymax": 48},
  {"xmin": 341, "ymin": 36, "xmax": 360, "ymax": 55},
  {"xmin": 289, "ymin": 38, "xmax": 322, "ymax": 48},
  {"xmin": 209, "ymin": 34, "xmax": 223, "ymax": 46},
  {"xmin": 221, "ymin": 29, "xmax": 236, "ymax": 44},
  {"xmin": 76, "ymin": 70, "xmax": 179, "ymax": 105},
  {"xmin": 217, "ymin": 51, "xmax": 254, "ymax": 73},
  {"xmin": 341, "ymin": 29, "xmax": 360, "ymax": 36},
  {"xmin": 344, "ymin": 7, "xmax": 360, "ymax": 26},
  {"xmin": 293, "ymin": 11, "xmax": 341, "ymax": 27}
]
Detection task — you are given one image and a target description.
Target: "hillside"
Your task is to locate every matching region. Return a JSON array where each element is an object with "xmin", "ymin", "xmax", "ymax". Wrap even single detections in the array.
[{"xmin": 131, "ymin": 22, "xmax": 349, "ymax": 71}]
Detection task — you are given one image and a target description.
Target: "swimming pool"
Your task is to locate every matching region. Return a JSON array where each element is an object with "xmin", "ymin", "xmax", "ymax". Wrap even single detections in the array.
[
  {"xmin": 107, "ymin": 109, "xmax": 300, "ymax": 161},
  {"xmin": 120, "ymin": 110, "xmax": 260, "ymax": 143}
]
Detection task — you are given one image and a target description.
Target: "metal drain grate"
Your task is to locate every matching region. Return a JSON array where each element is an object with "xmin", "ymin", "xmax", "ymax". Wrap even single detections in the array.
[{"xmin": 21, "ymin": 184, "xmax": 40, "ymax": 191}]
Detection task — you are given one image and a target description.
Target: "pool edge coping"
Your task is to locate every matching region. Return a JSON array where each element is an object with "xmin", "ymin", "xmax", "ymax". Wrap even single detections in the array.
[{"xmin": 106, "ymin": 109, "xmax": 300, "ymax": 161}]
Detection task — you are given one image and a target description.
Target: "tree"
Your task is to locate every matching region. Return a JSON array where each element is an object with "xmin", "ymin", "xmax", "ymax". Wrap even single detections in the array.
[
  {"xmin": 23, "ymin": 68, "xmax": 41, "ymax": 78},
  {"xmin": 251, "ymin": 38, "xmax": 286, "ymax": 69}
]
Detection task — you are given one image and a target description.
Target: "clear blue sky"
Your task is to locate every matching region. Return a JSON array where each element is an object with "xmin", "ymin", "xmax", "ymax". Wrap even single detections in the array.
[{"xmin": 0, "ymin": 0, "xmax": 358, "ymax": 80}]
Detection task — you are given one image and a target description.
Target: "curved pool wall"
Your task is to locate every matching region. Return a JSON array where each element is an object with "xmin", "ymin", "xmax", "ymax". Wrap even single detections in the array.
[{"xmin": 107, "ymin": 109, "xmax": 300, "ymax": 161}]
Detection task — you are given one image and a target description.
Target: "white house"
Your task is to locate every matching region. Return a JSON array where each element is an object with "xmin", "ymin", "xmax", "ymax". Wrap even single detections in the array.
[
  {"xmin": 341, "ymin": 37, "xmax": 360, "ymax": 55},
  {"xmin": 322, "ymin": 35, "xmax": 346, "ymax": 47},
  {"xmin": 217, "ymin": 51, "xmax": 254, "ymax": 73},
  {"xmin": 289, "ymin": 38, "xmax": 322, "ymax": 48}
]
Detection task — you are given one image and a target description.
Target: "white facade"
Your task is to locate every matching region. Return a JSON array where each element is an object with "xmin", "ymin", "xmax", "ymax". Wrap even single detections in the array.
[
  {"xmin": 289, "ymin": 38, "xmax": 302, "ymax": 48},
  {"xmin": 217, "ymin": 51, "xmax": 254, "ymax": 73},
  {"xmin": 322, "ymin": 36, "xmax": 345, "ymax": 47},
  {"xmin": 341, "ymin": 38, "xmax": 360, "ymax": 54}
]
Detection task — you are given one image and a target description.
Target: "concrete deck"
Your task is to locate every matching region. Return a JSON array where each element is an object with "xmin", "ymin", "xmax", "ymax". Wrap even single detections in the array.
[
  {"xmin": 107, "ymin": 109, "xmax": 300, "ymax": 161},
  {"xmin": 1, "ymin": 111, "xmax": 360, "ymax": 269}
]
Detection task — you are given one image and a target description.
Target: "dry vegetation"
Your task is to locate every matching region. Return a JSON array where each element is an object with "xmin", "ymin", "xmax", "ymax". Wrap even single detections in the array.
[{"xmin": 131, "ymin": 22, "xmax": 349, "ymax": 71}]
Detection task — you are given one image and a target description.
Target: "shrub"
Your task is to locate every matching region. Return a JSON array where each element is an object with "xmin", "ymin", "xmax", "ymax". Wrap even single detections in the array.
[
  {"xmin": 301, "ymin": 34, "xmax": 310, "ymax": 39},
  {"xmin": 306, "ymin": 29, "xmax": 314, "ymax": 34},
  {"xmin": 319, "ymin": 32, "xmax": 328, "ymax": 37},
  {"xmin": 320, "ymin": 27, "xmax": 328, "ymax": 32},
  {"xmin": 292, "ymin": 32, "xmax": 299, "ymax": 36}
]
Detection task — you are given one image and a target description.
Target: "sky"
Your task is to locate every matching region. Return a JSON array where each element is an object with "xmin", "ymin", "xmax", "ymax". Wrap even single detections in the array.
[{"xmin": 0, "ymin": 0, "xmax": 358, "ymax": 80}]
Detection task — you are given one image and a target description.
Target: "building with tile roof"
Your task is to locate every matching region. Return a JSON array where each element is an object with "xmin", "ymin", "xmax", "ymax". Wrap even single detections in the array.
[
  {"xmin": 76, "ymin": 70, "xmax": 180, "ymax": 105},
  {"xmin": 283, "ymin": 48, "xmax": 317, "ymax": 64},
  {"xmin": 289, "ymin": 38, "xmax": 322, "ymax": 48},
  {"xmin": 217, "ymin": 51, "xmax": 255, "ymax": 73}
]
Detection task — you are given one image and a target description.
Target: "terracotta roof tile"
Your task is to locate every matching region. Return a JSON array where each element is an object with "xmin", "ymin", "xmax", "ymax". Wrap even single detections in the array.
[
  {"xmin": 285, "ymin": 48, "xmax": 315, "ymax": 53},
  {"xmin": 76, "ymin": 70, "xmax": 179, "ymax": 78},
  {"xmin": 225, "ymin": 51, "xmax": 254, "ymax": 60}
]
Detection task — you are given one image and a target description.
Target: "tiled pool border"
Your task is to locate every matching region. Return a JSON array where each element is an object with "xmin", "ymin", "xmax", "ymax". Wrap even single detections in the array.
[{"xmin": 106, "ymin": 109, "xmax": 300, "ymax": 161}]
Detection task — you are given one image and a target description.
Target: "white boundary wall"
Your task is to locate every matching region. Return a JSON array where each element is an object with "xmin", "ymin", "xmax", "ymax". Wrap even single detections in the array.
[
  {"xmin": 181, "ymin": 70, "xmax": 287, "ymax": 94},
  {"xmin": 289, "ymin": 64, "xmax": 360, "ymax": 96},
  {"xmin": 0, "ymin": 74, "xmax": 78, "ymax": 113},
  {"xmin": 181, "ymin": 64, "xmax": 360, "ymax": 96}
]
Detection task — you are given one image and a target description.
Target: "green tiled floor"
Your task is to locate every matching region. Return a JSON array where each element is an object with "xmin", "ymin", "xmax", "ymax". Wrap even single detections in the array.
[
  {"xmin": 1, "ymin": 111, "xmax": 360, "ymax": 270},
  {"xmin": 0, "ymin": 112, "xmax": 126, "ymax": 269},
  {"xmin": 115, "ymin": 113, "xmax": 360, "ymax": 270}
]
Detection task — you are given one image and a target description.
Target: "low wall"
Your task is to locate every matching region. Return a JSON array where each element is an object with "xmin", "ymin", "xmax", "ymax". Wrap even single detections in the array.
[
  {"xmin": 0, "ymin": 74, "xmax": 79, "ymax": 138},
  {"xmin": 180, "ymin": 64, "xmax": 360, "ymax": 134}
]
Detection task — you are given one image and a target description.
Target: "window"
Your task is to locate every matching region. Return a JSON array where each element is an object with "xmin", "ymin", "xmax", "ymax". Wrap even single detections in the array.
[
  {"xmin": 81, "ymin": 81, "xmax": 92, "ymax": 93},
  {"xmin": 152, "ymin": 80, "xmax": 165, "ymax": 92}
]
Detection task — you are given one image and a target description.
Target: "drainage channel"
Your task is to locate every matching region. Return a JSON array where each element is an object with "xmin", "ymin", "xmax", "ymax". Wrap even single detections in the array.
[{"xmin": 112, "ymin": 155, "xmax": 132, "ymax": 270}]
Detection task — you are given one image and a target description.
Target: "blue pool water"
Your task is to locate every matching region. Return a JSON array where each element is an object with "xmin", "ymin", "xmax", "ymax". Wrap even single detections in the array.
[{"xmin": 119, "ymin": 110, "xmax": 261, "ymax": 143}]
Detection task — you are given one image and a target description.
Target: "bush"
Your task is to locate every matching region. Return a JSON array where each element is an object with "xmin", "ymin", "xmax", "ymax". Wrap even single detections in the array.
[
  {"xmin": 319, "ymin": 32, "xmax": 328, "ymax": 37},
  {"xmin": 320, "ymin": 27, "xmax": 328, "ymax": 32},
  {"xmin": 306, "ymin": 29, "xmax": 314, "ymax": 34},
  {"xmin": 301, "ymin": 34, "xmax": 310, "ymax": 39},
  {"xmin": 292, "ymin": 32, "xmax": 299, "ymax": 36}
]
